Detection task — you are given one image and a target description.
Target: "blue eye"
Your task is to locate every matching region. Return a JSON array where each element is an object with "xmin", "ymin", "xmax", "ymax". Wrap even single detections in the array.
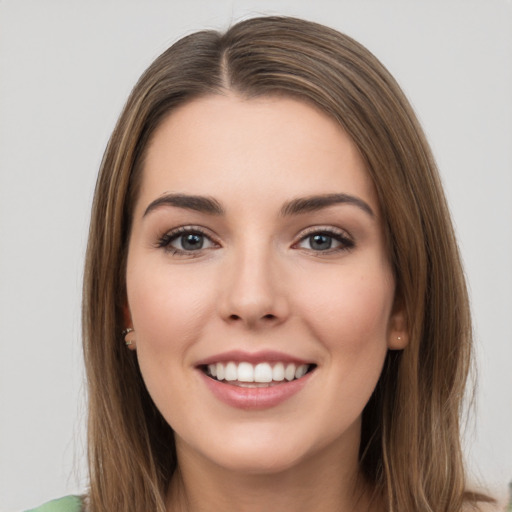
[
  {"xmin": 296, "ymin": 229, "xmax": 354, "ymax": 253},
  {"xmin": 308, "ymin": 234, "xmax": 334, "ymax": 251},
  {"xmin": 177, "ymin": 233, "xmax": 206, "ymax": 251},
  {"xmin": 157, "ymin": 227, "xmax": 217, "ymax": 254}
]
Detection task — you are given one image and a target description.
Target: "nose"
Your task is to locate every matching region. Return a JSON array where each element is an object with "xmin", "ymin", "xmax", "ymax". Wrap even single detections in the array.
[{"xmin": 218, "ymin": 245, "xmax": 290, "ymax": 328}]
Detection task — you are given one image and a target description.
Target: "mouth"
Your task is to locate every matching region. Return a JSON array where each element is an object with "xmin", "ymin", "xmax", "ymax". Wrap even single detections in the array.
[{"xmin": 200, "ymin": 361, "xmax": 317, "ymax": 388}]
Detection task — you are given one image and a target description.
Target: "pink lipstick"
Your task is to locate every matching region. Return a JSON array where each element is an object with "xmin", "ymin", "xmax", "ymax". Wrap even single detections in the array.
[{"xmin": 196, "ymin": 350, "xmax": 316, "ymax": 410}]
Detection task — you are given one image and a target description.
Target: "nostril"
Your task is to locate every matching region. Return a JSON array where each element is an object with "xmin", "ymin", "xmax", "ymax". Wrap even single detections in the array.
[{"xmin": 228, "ymin": 313, "xmax": 276, "ymax": 322}]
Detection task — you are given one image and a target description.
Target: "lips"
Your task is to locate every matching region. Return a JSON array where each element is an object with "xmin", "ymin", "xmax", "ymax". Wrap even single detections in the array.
[{"xmin": 196, "ymin": 350, "xmax": 316, "ymax": 409}]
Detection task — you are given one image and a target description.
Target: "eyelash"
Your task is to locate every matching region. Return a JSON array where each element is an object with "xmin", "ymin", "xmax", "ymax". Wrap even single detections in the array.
[
  {"xmin": 294, "ymin": 226, "xmax": 355, "ymax": 254},
  {"xmin": 156, "ymin": 226, "xmax": 218, "ymax": 256},
  {"xmin": 155, "ymin": 226, "xmax": 355, "ymax": 256}
]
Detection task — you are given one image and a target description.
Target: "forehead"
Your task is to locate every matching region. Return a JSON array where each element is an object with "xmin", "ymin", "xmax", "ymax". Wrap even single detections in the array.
[{"xmin": 137, "ymin": 94, "xmax": 378, "ymax": 214}]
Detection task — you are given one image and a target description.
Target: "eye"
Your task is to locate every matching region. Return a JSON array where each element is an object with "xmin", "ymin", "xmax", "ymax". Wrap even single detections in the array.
[
  {"xmin": 295, "ymin": 228, "xmax": 354, "ymax": 253},
  {"xmin": 156, "ymin": 226, "xmax": 218, "ymax": 255}
]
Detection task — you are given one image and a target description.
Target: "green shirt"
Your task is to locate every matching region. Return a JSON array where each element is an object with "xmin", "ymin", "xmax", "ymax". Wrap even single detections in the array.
[{"xmin": 25, "ymin": 496, "xmax": 82, "ymax": 512}]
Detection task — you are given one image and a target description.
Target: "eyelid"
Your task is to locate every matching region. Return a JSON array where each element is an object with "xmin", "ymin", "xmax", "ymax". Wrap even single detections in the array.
[
  {"xmin": 155, "ymin": 224, "xmax": 354, "ymax": 256},
  {"xmin": 155, "ymin": 225, "xmax": 220, "ymax": 255},
  {"xmin": 293, "ymin": 225, "xmax": 355, "ymax": 253}
]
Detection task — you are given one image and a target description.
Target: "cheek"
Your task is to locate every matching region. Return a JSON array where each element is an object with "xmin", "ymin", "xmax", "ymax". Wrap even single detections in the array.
[
  {"xmin": 298, "ymin": 269, "xmax": 394, "ymax": 343},
  {"xmin": 126, "ymin": 261, "xmax": 216, "ymax": 356},
  {"xmin": 293, "ymin": 264, "xmax": 394, "ymax": 399},
  {"xmin": 278, "ymin": 267, "xmax": 394, "ymax": 446},
  {"xmin": 125, "ymin": 262, "xmax": 216, "ymax": 424}
]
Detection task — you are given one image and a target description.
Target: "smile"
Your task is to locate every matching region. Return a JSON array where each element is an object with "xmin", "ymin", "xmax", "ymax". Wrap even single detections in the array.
[
  {"xmin": 195, "ymin": 351, "xmax": 317, "ymax": 409},
  {"xmin": 204, "ymin": 361, "xmax": 314, "ymax": 387}
]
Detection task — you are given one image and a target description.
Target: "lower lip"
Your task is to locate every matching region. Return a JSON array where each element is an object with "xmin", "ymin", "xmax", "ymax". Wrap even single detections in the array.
[{"xmin": 199, "ymin": 370, "xmax": 313, "ymax": 410}]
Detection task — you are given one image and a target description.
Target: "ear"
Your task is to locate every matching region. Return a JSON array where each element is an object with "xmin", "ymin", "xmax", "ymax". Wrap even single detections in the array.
[
  {"xmin": 122, "ymin": 304, "xmax": 137, "ymax": 350},
  {"xmin": 387, "ymin": 297, "xmax": 408, "ymax": 350}
]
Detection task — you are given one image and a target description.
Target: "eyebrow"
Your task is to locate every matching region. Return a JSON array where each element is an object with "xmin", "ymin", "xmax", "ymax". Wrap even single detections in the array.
[
  {"xmin": 143, "ymin": 193, "xmax": 224, "ymax": 217},
  {"xmin": 143, "ymin": 192, "xmax": 374, "ymax": 218},
  {"xmin": 280, "ymin": 193, "xmax": 374, "ymax": 218}
]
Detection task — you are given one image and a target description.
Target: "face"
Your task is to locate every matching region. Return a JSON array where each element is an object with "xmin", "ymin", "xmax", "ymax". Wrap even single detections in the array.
[{"xmin": 125, "ymin": 94, "xmax": 407, "ymax": 476}]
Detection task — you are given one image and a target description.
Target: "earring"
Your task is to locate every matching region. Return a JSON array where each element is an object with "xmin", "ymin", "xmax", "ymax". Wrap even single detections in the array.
[
  {"xmin": 122, "ymin": 327, "xmax": 135, "ymax": 347},
  {"xmin": 397, "ymin": 336, "xmax": 401, "ymax": 341}
]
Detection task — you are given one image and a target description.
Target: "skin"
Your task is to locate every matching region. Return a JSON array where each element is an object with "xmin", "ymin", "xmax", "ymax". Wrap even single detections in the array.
[{"xmin": 125, "ymin": 94, "xmax": 408, "ymax": 512}]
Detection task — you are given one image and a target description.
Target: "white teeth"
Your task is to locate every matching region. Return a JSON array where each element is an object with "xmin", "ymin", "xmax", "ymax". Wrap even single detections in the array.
[
  {"xmin": 206, "ymin": 361, "xmax": 312, "ymax": 383},
  {"xmin": 225, "ymin": 362, "xmax": 237, "ymax": 381},
  {"xmin": 237, "ymin": 362, "xmax": 254, "ymax": 382},
  {"xmin": 216, "ymin": 362, "xmax": 225, "ymax": 381},
  {"xmin": 295, "ymin": 364, "xmax": 308, "ymax": 379},
  {"xmin": 272, "ymin": 362, "xmax": 285, "ymax": 381},
  {"xmin": 254, "ymin": 363, "xmax": 273, "ymax": 382},
  {"xmin": 284, "ymin": 363, "xmax": 296, "ymax": 381}
]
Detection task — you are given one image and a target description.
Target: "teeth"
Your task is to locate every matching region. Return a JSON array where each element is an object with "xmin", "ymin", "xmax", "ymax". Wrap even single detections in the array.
[
  {"xmin": 216, "ymin": 362, "xmax": 225, "ymax": 381},
  {"xmin": 238, "ymin": 362, "xmax": 254, "ymax": 382},
  {"xmin": 272, "ymin": 362, "xmax": 285, "ymax": 381},
  {"xmin": 206, "ymin": 361, "xmax": 311, "ymax": 383},
  {"xmin": 254, "ymin": 363, "xmax": 273, "ymax": 382},
  {"xmin": 295, "ymin": 364, "xmax": 308, "ymax": 379},
  {"xmin": 285, "ymin": 363, "xmax": 296, "ymax": 381},
  {"xmin": 225, "ymin": 362, "xmax": 237, "ymax": 381}
]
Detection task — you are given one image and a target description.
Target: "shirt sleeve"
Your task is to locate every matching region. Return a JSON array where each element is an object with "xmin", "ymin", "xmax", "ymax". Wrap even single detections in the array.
[{"xmin": 24, "ymin": 495, "xmax": 82, "ymax": 512}]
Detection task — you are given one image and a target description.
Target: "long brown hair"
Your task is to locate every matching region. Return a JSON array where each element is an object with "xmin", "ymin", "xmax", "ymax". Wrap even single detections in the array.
[{"xmin": 83, "ymin": 16, "xmax": 488, "ymax": 512}]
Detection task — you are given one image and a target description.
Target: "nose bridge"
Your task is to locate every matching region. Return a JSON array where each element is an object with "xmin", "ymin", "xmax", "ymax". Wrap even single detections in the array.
[{"xmin": 219, "ymin": 235, "xmax": 288, "ymax": 326}]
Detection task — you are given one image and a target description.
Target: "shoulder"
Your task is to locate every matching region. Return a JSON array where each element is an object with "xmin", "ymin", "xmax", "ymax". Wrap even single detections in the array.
[{"xmin": 24, "ymin": 496, "xmax": 83, "ymax": 512}]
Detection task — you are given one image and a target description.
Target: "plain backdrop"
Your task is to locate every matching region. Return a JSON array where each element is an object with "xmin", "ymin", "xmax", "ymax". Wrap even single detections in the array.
[{"xmin": 1, "ymin": 1, "xmax": 511, "ymax": 510}]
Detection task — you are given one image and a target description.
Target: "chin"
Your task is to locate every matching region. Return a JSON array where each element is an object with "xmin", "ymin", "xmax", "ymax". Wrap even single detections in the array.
[
  {"xmin": 176, "ymin": 419, "xmax": 355, "ymax": 477},
  {"xmin": 206, "ymin": 443, "xmax": 309, "ymax": 475}
]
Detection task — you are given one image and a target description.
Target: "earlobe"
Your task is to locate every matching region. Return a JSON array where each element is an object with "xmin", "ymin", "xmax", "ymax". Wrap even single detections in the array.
[
  {"xmin": 122, "ymin": 327, "xmax": 137, "ymax": 350},
  {"xmin": 387, "ymin": 301, "xmax": 409, "ymax": 350},
  {"xmin": 388, "ymin": 331, "xmax": 408, "ymax": 350}
]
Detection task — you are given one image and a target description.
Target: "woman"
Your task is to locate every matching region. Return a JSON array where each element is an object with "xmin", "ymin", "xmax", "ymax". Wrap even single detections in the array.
[{"xmin": 29, "ymin": 15, "xmax": 494, "ymax": 512}]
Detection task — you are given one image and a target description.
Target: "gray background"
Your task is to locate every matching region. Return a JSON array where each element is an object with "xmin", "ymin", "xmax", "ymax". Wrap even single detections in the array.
[{"xmin": 1, "ymin": 1, "xmax": 511, "ymax": 510}]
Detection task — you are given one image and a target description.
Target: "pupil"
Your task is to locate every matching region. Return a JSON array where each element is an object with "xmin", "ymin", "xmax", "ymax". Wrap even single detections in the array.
[
  {"xmin": 182, "ymin": 233, "xmax": 203, "ymax": 250},
  {"xmin": 311, "ymin": 234, "xmax": 331, "ymax": 250}
]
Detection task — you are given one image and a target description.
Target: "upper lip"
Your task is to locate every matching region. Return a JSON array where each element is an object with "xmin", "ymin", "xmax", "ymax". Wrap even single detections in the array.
[{"xmin": 195, "ymin": 350, "xmax": 313, "ymax": 367}]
